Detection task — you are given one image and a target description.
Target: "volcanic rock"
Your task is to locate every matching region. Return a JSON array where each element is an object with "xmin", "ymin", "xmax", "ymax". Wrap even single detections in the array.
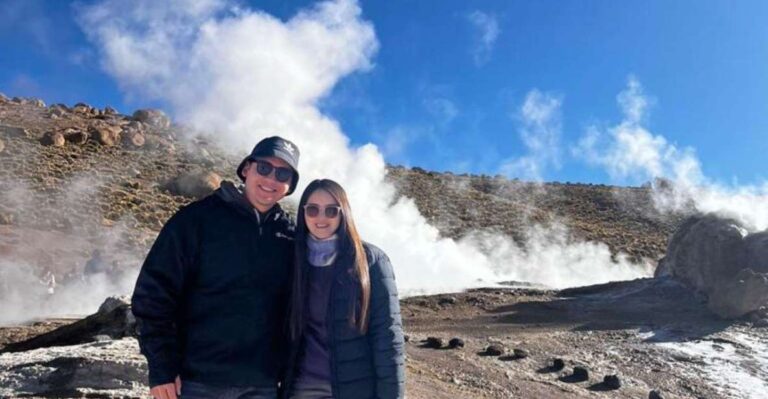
[
  {"xmin": 744, "ymin": 232, "xmax": 768, "ymax": 273},
  {"xmin": 603, "ymin": 374, "xmax": 621, "ymax": 390},
  {"xmin": 63, "ymin": 129, "xmax": 88, "ymax": 145},
  {"xmin": 570, "ymin": 366, "xmax": 589, "ymax": 382},
  {"xmin": 89, "ymin": 123, "xmax": 122, "ymax": 146},
  {"xmin": 133, "ymin": 108, "xmax": 171, "ymax": 129},
  {"xmin": 550, "ymin": 358, "xmax": 565, "ymax": 371},
  {"xmin": 448, "ymin": 337, "xmax": 464, "ymax": 349},
  {"xmin": 438, "ymin": 296, "xmax": 457, "ymax": 306},
  {"xmin": 0, "ymin": 296, "xmax": 136, "ymax": 354},
  {"xmin": 512, "ymin": 348, "xmax": 529, "ymax": 359},
  {"xmin": 425, "ymin": 337, "xmax": 444, "ymax": 349},
  {"xmin": 48, "ymin": 104, "xmax": 68, "ymax": 118},
  {"xmin": 484, "ymin": 344, "xmax": 504, "ymax": 356},
  {"xmin": 40, "ymin": 131, "xmax": 65, "ymax": 147},
  {"xmin": 648, "ymin": 390, "xmax": 664, "ymax": 399},
  {"xmin": 166, "ymin": 170, "xmax": 222, "ymax": 199},
  {"xmin": 72, "ymin": 102, "xmax": 92, "ymax": 114},
  {"xmin": 656, "ymin": 214, "xmax": 746, "ymax": 290},
  {"xmin": 121, "ymin": 129, "xmax": 146, "ymax": 148},
  {"xmin": 659, "ymin": 214, "xmax": 768, "ymax": 318},
  {"xmin": 0, "ymin": 338, "xmax": 146, "ymax": 398},
  {"xmin": 708, "ymin": 268, "xmax": 768, "ymax": 318}
]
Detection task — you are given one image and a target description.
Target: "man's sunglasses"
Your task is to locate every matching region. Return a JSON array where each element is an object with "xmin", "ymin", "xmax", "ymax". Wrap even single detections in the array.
[
  {"xmin": 252, "ymin": 160, "xmax": 293, "ymax": 183},
  {"xmin": 304, "ymin": 204, "xmax": 342, "ymax": 219}
]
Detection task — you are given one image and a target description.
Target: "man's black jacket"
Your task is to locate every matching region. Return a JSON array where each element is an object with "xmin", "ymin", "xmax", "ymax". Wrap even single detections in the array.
[{"xmin": 131, "ymin": 181, "xmax": 295, "ymax": 387}]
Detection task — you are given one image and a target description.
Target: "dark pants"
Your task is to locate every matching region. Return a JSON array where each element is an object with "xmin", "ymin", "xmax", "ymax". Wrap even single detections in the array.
[
  {"xmin": 288, "ymin": 380, "xmax": 333, "ymax": 399},
  {"xmin": 181, "ymin": 380, "xmax": 278, "ymax": 399}
]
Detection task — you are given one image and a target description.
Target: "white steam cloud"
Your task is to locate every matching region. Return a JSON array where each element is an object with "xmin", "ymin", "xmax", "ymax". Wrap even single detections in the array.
[
  {"xmin": 0, "ymin": 176, "xmax": 141, "ymax": 325},
  {"xmin": 466, "ymin": 10, "xmax": 499, "ymax": 66},
  {"xmin": 500, "ymin": 89, "xmax": 563, "ymax": 181},
  {"xmin": 76, "ymin": 0, "xmax": 650, "ymax": 294},
  {"xmin": 576, "ymin": 76, "xmax": 768, "ymax": 232}
]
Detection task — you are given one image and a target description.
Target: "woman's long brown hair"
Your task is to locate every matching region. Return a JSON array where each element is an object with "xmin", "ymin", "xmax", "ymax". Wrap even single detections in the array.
[{"xmin": 289, "ymin": 179, "xmax": 371, "ymax": 340}]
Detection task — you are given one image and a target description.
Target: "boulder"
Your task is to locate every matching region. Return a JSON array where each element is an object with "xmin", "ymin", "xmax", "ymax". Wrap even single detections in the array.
[
  {"xmin": 659, "ymin": 214, "xmax": 768, "ymax": 319},
  {"xmin": 438, "ymin": 296, "xmax": 457, "ymax": 306},
  {"xmin": 166, "ymin": 171, "xmax": 222, "ymax": 199},
  {"xmin": 484, "ymin": 344, "xmax": 505, "ymax": 356},
  {"xmin": 103, "ymin": 106, "xmax": 118, "ymax": 115},
  {"xmin": 133, "ymin": 109, "xmax": 171, "ymax": 129},
  {"xmin": 448, "ymin": 337, "xmax": 465, "ymax": 349},
  {"xmin": 0, "ymin": 338, "xmax": 147, "ymax": 398},
  {"xmin": 123, "ymin": 131, "xmax": 146, "ymax": 148},
  {"xmin": 570, "ymin": 366, "xmax": 589, "ymax": 382},
  {"xmin": 0, "ymin": 92, "xmax": 8, "ymax": 103},
  {"xmin": 0, "ymin": 296, "xmax": 136, "ymax": 354},
  {"xmin": 512, "ymin": 348, "xmax": 529, "ymax": 359},
  {"xmin": 120, "ymin": 124, "xmax": 146, "ymax": 148},
  {"xmin": 602, "ymin": 374, "xmax": 621, "ymax": 390},
  {"xmin": 72, "ymin": 102, "xmax": 92, "ymax": 114},
  {"xmin": 89, "ymin": 124, "xmax": 122, "ymax": 146},
  {"xmin": 48, "ymin": 104, "xmax": 69, "ymax": 119},
  {"xmin": 63, "ymin": 129, "xmax": 89, "ymax": 145},
  {"xmin": 425, "ymin": 337, "xmax": 444, "ymax": 349},
  {"xmin": 744, "ymin": 232, "xmax": 768, "ymax": 273},
  {"xmin": 656, "ymin": 214, "xmax": 746, "ymax": 292},
  {"xmin": 708, "ymin": 268, "xmax": 768, "ymax": 318},
  {"xmin": 550, "ymin": 358, "xmax": 565, "ymax": 371},
  {"xmin": 40, "ymin": 131, "xmax": 65, "ymax": 147}
]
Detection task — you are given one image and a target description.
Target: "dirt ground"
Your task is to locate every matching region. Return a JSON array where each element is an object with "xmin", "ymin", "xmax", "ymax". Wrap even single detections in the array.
[{"xmin": 3, "ymin": 277, "xmax": 762, "ymax": 399}]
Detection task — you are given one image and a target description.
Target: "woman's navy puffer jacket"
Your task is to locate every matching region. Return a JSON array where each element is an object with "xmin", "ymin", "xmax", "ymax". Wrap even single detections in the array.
[{"xmin": 284, "ymin": 242, "xmax": 405, "ymax": 399}]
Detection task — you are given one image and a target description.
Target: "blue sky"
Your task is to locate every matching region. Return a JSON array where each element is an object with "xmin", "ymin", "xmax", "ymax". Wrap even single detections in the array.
[{"xmin": 2, "ymin": 0, "xmax": 767, "ymax": 186}]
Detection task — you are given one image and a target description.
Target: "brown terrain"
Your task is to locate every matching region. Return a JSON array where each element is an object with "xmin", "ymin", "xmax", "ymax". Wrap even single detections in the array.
[{"xmin": 1, "ymin": 96, "xmax": 766, "ymax": 399}]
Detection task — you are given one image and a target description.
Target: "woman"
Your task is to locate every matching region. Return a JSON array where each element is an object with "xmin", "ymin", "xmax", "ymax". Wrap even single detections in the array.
[{"xmin": 284, "ymin": 179, "xmax": 405, "ymax": 399}]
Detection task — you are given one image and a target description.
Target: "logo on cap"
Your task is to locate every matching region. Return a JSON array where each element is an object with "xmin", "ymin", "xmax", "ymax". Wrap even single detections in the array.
[{"xmin": 282, "ymin": 141, "xmax": 295, "ymax": 155}]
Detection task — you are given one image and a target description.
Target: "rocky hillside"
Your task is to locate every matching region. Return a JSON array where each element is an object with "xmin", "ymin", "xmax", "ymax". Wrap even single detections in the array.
[
  {"xmin": 4, "ymin": 95, "xmax": 768, "ymax": 399},
  {"xmin": 388, "ymin": 167, "xmax": 680, "ymax": 262},
  {"xmin": 0, "ymin": 94, "xmax": 682, "ymax": 283}
]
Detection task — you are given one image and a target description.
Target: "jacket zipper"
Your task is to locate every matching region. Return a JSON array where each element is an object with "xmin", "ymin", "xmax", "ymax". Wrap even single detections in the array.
[
  {"xmin": 254, "ymin": 210, "xmax": 262, "ymax": 236},
  {"xmin": 253, "ymin": 207, "xmax": 276, "ymax": 236}
]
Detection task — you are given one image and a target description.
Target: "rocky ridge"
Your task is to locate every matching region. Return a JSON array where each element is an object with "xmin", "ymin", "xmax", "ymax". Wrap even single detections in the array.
[{"xmin": 0, "ymin": 95, "xmax": 683, "ymax": 286}]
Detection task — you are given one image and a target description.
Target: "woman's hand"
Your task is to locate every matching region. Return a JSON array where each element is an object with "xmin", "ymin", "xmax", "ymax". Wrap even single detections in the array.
[{"xmin": 150, "ymin": 376, "xmax": 181, "ymax": 399}]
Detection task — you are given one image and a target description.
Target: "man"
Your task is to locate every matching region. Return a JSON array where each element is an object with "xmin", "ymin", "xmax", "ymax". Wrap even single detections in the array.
[{"xmin": 132, "ymin": 136, "xmax": 300, "ymax": 399}]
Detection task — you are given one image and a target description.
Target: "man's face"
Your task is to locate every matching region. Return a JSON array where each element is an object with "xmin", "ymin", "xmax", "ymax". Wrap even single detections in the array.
[{"xmin": 243, "ymin": 156, "xmax": 292, "ymax": 213}]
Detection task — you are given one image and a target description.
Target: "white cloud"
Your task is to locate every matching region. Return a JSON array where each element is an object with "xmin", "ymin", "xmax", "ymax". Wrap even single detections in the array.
[
  {"xmin": 575, "ymin": 76, "xmax": 768, "ymax": 231},
  {"xmin": 467, "ymin": 10, "xmax": 499, "ymax": 66},
  {"xmin": 575, "ymin": 76, "xmax": 701, "ymax": 184},
  {"xmin": 500, "ymin": 89, "xmax": 562, "ymax": 180}
]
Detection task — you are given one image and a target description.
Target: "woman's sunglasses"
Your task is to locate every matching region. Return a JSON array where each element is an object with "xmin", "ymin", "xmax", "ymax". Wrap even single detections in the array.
[
  {"xmin": 252, "ymin": 160, "xmax": 293, "ymax": 183},
  {"xmin": 304, "ymin": 204, "xmax": 342, "ymax": 219}
]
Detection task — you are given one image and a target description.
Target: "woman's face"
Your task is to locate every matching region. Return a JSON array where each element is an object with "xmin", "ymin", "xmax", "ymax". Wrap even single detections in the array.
[{"xmin": 304, "ymin": 189, "xmax": 342, "ymax": 240}]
